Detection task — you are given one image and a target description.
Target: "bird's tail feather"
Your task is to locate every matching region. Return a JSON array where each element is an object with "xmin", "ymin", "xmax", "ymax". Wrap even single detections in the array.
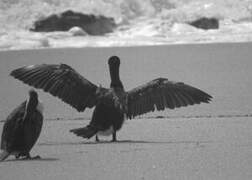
[
  {"xmin": 70, "ymin": 126, "xmax": 97, "ymax": 139},
  {"xmin": 0, "ymin": 150, "xmax": 10, "ymax": 162}
]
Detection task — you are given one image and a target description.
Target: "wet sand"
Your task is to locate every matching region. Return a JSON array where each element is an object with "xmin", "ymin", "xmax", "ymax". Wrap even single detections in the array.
[
  {"xmin": 1, "ymin": 117, "xmax": 252, "ymax": 180},
  {"xmin": 0, "ymin": 42, "xmax": 252, "ymax": 179},
  {"xmin": 0, "ymin": 42, "xmax": 251, "ymax": 120}
]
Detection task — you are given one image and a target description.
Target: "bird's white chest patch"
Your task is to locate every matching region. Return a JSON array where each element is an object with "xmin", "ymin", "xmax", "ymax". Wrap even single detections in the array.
[
  {"xmin": 36, "ymin": 101, "xmax": 44, "ymax": 114},
  {"xmin": 97, "ymin": 126, "xmax": 114, "ymax": 136}
]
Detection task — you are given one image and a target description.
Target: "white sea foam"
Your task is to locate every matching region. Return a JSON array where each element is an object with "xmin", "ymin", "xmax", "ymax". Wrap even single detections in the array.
[{"xmin": 0, "ymin": 0, "xmax": 252, "ymax": 50}]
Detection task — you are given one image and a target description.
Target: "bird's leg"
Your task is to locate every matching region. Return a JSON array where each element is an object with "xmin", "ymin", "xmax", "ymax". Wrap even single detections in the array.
[
  {"xmin": 95, "ymin": 135, "xmax": 100, "ymax": 142},
  {"xmin": 111, "ymin": 132, "xmax": 117, "ymax": 142},
  {"xmin": 24, "ymin": 153, "xmax": 31, "ymax": 159},
  {"xmin": 15, "ymin": 154, "xmax": 20, "ymax": 159}
]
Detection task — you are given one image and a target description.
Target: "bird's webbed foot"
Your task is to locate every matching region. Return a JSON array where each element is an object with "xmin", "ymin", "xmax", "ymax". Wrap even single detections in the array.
[
  {"xmin": 30, "ymin": 155, "xmax": 41, "ymax": 160},
  {"xmin": 23, "ymin": 153, "xmax": 41, "ymax": 160}
]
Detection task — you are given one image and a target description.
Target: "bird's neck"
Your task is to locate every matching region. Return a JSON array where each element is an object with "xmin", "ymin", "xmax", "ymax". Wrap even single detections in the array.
[
  {"xmin": 37, "ymin": 101, "xmax": 44, "ymax": 114},
  {"xmin": 109, "ymin": 65, "xmax": 123, "ymax": 88},
  {"xmin": 24, "ymin": 95, "xmax": 38, "ymax": 118}
]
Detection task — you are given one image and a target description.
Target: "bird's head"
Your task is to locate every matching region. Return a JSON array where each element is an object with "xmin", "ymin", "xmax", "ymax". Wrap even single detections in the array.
[
  {"xmin": 29, "ymin": 89, "xmax": 38, "ymax": 98},
  {"xmin": 108, "ymin": 56, "xmax": 120, "ymax": 67}
]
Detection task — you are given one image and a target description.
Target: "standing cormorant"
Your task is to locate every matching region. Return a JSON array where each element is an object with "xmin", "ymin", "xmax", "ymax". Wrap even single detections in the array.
[
  {"xmin": 10, "ymin": 56, "xmax": 212, "ymax": 142},
  {"xmin": 0, "ymin": 90, "xmax": 43, "ymax": 161}
]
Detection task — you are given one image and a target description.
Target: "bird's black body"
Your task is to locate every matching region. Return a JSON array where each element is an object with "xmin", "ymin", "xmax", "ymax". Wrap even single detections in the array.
[
  {"xmin": 78, "ymin": 100, "xmax": 125, "ymax": 141},
  {"xmin": 71, "ymin": 56, "xmax": 127, "ymax": 141},
  {"xmin": 10, "ymin": 56, "xmax": 212, "ymax": 142},
  {"xmin": 0, "ymin": 90, "xmax": 43, "ymax": 161}
]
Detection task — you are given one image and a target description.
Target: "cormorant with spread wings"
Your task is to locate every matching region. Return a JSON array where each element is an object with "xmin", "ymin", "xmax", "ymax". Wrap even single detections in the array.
[{"xmin": 10, "ymin": 56, "xmax": 212, "ymax": 142}]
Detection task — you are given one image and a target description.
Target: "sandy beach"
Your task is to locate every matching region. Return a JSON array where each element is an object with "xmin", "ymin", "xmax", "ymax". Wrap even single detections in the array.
[
  {"xmin": 0, "ymin": 42, "xmax": 252, "ymax": 179},
  {"xmin": 1, "ymin": 117, "xmax": 252, "ymax": 180}
]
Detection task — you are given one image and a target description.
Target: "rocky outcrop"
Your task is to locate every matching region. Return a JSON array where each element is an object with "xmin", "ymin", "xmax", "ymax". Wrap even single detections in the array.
[
  {"xmin": 30, "ymin": 10, "xmax": 116, "ymax": 35},
  {"xmin": 188, "ymin": 17, "xmax": 219, "ymax": 30}
]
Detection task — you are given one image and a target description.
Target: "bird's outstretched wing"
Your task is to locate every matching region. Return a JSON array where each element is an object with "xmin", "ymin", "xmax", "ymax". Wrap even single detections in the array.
[
  {"xmin": 126, "ymin": 78, "xmax": 212, "ymax": 119},
  {"xmin": 10, "ymin": 64, "xmax": 102, "ymax": 112}
]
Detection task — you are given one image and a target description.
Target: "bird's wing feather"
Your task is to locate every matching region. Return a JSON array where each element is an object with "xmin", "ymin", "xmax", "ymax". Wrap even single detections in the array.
[
  {"xmin": 126, "ymin": 78, "xmax": 212, "ymax": 119},
  {"xmin": 1, "ymin": 101, "xmax": 26, "ymax": 150},
  {"xmin": 10, "ymin": 64, "xmax": 100, "ymax": 112}
]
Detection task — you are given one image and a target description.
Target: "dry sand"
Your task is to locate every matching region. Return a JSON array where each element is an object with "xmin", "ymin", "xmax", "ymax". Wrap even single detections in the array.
[{"xmin": 0, "ymin": 42, "xmax": 252, "ymax": 179}]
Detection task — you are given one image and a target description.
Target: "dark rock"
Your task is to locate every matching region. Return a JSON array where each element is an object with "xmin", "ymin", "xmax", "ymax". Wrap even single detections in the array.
[
  {"xmin": 30, "ymin": 10, "xmax": 117, "ymax": 35},
  {"xmin": 188, "ymin": 17, "xmax": 219, "ymax": 30}
]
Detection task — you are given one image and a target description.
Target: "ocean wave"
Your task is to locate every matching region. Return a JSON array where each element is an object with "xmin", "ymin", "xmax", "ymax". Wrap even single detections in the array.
[{"xmin": 1, "ymin": 0, "xmax": 252, "ymax": 50}]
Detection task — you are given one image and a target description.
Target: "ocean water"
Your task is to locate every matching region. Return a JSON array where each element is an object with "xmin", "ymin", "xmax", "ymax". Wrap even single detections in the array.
[{"xmin": 1, "ymin": 0, "xmax": 252, "ymax": 50}]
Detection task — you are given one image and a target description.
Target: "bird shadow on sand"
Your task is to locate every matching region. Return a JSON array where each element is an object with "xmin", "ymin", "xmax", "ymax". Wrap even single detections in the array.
[
  {"xmin": 83, "ymin": 140, "xmax": 214, "ymax": 145},
  {"xmin": 1, "ymin": 157, "xmax": 59, "ymax": 163},
  {"xmin": 38, "ymin": 140, "xmax": 214, "ymax": 146}
]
